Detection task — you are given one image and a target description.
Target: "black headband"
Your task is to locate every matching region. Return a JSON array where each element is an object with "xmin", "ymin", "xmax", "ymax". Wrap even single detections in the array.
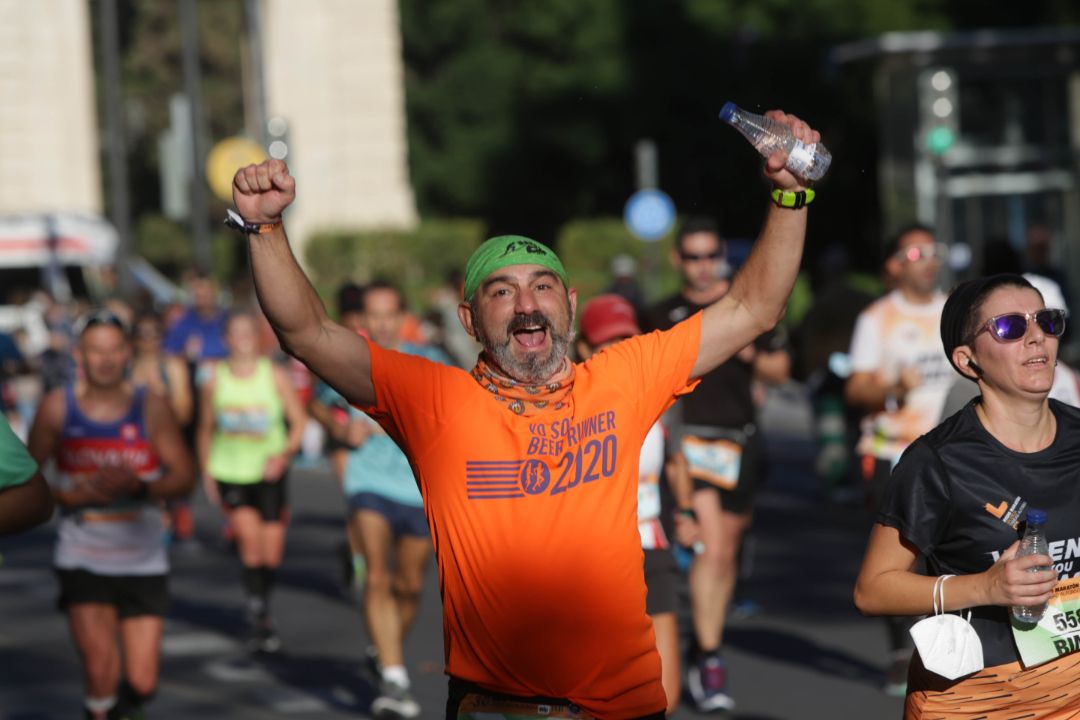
[{"xmin": 940, "ymin": 273, "xmax": 1035, "ymax": 377}]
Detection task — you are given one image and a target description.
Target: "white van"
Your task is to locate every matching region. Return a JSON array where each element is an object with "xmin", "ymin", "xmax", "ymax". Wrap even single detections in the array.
[{"xmin": 0, "ymin": 213, "xmax": 118, "ymax": 355}]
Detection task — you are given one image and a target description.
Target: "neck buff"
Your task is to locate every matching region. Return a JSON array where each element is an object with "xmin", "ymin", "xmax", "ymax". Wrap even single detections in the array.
[{"xmin": 470, "ymin": 355, "xmax": 575, "ymax": 416}]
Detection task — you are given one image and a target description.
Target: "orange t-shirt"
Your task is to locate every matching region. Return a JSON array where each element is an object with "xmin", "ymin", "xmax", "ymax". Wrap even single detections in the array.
[{"xmin": 362, "ymin": 312, "xmax": 702, "ymax": 718}]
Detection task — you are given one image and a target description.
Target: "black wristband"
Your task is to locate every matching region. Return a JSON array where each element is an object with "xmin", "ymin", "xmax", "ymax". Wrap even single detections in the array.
[
  {"xmin": 224, "ymin": 209, "xmax": 283, "ymax": 235},
  {"xmin": 678, "ymin": 508, "xmax": 697, "ymax": 522}
]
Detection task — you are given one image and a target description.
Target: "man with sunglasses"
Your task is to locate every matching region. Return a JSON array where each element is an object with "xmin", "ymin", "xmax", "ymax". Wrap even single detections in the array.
[
  {"xmin": 845, "ymin": 223, "xmax": 956, "ymax": 695},
  {"xmin": 27, "ymin": 310, "xmax": 194, "ymax": 720},
  {"xmin": 642, "ymin": 216, "xmax": 790, "ymax": 713}
]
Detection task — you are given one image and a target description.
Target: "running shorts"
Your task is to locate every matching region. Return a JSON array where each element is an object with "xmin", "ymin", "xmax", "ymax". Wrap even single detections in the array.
[
  {"xmin": 348, "ymin": 492, "xmax": 429, "ymax": 539},
  {"xmin": 643, "ymin": 548, "xmax": 678, "ymax": 616},
  {"xmin": 56, "ymin": 568, "xmax": 169, "ymax": 618},
  {"xmin": 217, "ymin": 476, "xmax": 288, "ymax": 522}
]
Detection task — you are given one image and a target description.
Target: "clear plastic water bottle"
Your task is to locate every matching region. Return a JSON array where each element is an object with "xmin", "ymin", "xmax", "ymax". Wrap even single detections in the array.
[
  {"xmin": 1012, "ymin": 508, "xmax": 1051, "ymax": 622},
  {"xmin": 718, "ymin": 101, "xmax": 832, "ymax": 181}
]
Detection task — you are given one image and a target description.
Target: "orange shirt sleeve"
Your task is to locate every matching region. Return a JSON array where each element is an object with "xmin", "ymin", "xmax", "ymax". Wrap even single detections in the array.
[
  {"xmin": 581, "ymin": 310, "xmax": 702, "ymax": 430},
  {"xmin": 359, "ymin": 343, "xmax": 465, "ymax": 462}
]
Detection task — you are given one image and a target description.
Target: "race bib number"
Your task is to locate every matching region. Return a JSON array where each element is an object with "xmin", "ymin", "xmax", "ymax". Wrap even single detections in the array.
[
  {"xmin": 457, "ymin": 692, "xmax": 592, "ymax": 719},
  {"xmin": 218, "ymin": 405, "xmax": 271, "ymax": 437},
  {"xmin": 1013, "ymin": 577, "xmax": 1080, "ymax": 668},
  {"xmin": 681, "ymin": 435, "xmax": 742, "ymax": 490}
]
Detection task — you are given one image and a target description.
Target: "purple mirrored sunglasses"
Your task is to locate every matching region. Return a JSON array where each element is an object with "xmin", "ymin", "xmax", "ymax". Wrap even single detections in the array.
[{"xmin": 971, "ymin": 309, "xmax": 1067, "ymax": 343}]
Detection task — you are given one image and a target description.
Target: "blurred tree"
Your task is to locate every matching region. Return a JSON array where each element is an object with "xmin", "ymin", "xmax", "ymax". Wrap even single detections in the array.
[
  {"xmin": 91, "ymin": 0, "xmax": 245, "ymax": 280},
  {"xmin": 401, "ymin": 0, "xmax": 632, "ymax": 242},
  {"xmin": 94, "ymin": 0, "xmax": 1079, "ymax": 291},
  {"xmin": 399, "ymin": 0, "xmax": 954, "ymax": 264},
  {"xmin": 401, "ymin": 0, "xmax": 1077, "ymax": 274}
]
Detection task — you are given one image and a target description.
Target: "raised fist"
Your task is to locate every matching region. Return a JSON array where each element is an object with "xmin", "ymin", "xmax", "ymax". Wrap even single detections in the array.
[{"xmin": 232, "ymin": 159, "xmax": 296, "ymax": 223}]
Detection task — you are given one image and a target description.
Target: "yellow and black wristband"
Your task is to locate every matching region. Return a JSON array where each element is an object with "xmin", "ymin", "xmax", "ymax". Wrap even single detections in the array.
[{"xmin": 770, "ymin": 187, "xmax": 815, "ymax": 209}]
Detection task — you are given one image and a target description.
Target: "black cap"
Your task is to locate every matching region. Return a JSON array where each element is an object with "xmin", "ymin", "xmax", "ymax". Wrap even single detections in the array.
[{"xmin": 941, "ymin": 273, "xmax": 1036, "ymax": 377}]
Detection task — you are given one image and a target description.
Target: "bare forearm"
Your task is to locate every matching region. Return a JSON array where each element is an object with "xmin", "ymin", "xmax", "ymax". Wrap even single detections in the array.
[
  {"xmin": 665, "ymin": 456, "xmax": 694, "ymax": 510},
  {"xmin": 284, "ymin": 422, "xmax": 305, "ymax": 457},
  {"xmin": 855, "ymin": 568, "xmax": 991, "ymax": 616},
  {"xmin": 247, "ymin": 229, "xmax": 331, "ymax": 359},
  {"xmin": 195, "ymin": 427, "xmax": 212, "ymax": 476},
  {"xmin": 728, "ymin": 205, "xmax": 807, "ymax": 330},
  {"xmin": 147, "ymin": 464, "xmax": 195, "ymax": 501},
  {"xmin": 54, "ymin": 485, "xmax": 105, "ymax": 509},
  {"xmin": 846, "ymin": 374, "xmax": 896, "ymax": 413},
  {"xmin": 0, "ymin": 473, "xmax": 54, "ymax": 534},
  {"xmin": 695, "ymin": 205, "xmax": 807, "ymax": 377}
]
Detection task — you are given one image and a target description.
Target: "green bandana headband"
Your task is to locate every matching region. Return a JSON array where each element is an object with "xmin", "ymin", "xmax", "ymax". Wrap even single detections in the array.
[{"xmin": 463, "ymin": 235, "xmax": 569, "ymax": 301}]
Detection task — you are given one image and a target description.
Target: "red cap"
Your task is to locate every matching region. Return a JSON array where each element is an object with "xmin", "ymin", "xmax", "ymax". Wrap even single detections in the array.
[{"xmin": 580, "ymin": 294, "xmax": 641, "ymax": 347}]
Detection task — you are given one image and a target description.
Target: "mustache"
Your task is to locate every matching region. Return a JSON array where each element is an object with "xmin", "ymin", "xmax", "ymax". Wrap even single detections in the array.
[{"xmin": 507, "ymin": 312, "xmax": 551, "ymax": 334}]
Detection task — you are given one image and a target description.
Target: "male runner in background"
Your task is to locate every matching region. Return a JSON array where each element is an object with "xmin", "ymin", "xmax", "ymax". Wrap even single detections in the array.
[
  {"xmin": 308, "ymin": 282, "xmax": 368, "ymax": 590},
  {"xmin": 312, "ymin": 280, "xmax": 449, "ymax": 718},
  {"xmin": 28, "ymin": 309, "xmax": 194, "ymax": 720},
  {"xmin": 845, "ymin": 223, "xmax": 952, "ymax": 695},
  {"xmin": 643, "ymin": 217, "xmax": 790, "ymax": 713}
]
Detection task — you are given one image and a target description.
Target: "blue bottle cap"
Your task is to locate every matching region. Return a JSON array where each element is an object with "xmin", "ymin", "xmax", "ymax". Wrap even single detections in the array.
[
  {"xmin": 718, "ymin": 101, "xmax": 738, "ymax": 123},
  {"xmin": 1026, "ymin": 508, "xmax": 1046, "ymax": 525}
]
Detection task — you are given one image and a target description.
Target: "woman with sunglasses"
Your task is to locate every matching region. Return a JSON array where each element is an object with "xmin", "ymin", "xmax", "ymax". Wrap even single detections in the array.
[{"xmin": 854, "ymin": 273, "xmax": 1080, "ymax": 718}]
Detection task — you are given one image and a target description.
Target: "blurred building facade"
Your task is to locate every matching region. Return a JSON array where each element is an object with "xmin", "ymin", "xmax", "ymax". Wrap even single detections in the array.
[
  {"xmin": 262, "ymin": 0, "xmax": 418, "ymax": 260},
  {"xmin": 0, "ymin": 0, "xmax": 102, "ymax": 215},
  {"xmin": 834, "ymin": 28, "xmax": 1080, "ymax": 295}
]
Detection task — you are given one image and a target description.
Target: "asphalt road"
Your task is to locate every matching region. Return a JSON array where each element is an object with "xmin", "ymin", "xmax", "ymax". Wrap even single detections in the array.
[{"xmin": 0, "ymin": 385, "xmax": 904, "ymax": 719}]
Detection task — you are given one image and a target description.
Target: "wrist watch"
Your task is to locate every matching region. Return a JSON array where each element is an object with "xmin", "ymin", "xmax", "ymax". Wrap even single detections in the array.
[
  {"xmin": 770, "ymin": 187, "xmax": 815, "ymax": 209},
  {"xmin": 224, "ymin": 208, "xmax": 283, "ymax": 235}
]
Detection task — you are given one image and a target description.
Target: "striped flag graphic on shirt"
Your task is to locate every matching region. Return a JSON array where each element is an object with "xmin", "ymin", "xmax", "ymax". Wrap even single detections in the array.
[{"xmin": 466, "ymin": 460, "xmax": 524, "ymax": 500}]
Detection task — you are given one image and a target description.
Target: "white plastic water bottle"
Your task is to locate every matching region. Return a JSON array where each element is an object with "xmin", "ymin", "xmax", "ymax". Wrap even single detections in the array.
[
  {"xmin": 1012, "ymin": 508, "xmax": 1051, "ymax": 622},
  {"xmin": 719, "ymin": 101, "xmax": 831, "ymax": 181}
]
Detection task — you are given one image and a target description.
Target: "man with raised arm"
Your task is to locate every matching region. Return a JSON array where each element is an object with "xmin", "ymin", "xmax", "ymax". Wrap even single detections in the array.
[{"xmin": 231, "ymin": 109, "xmax": 818, "ymax": 720}]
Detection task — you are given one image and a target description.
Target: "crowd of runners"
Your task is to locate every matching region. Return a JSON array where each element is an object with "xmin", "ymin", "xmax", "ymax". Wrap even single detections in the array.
[{"xmin": 1, "ymin": 107, "xmax": 1078, "ymax": 720}]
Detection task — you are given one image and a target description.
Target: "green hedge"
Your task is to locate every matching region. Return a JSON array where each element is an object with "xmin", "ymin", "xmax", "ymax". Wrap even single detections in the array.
[
  {"xmin": 303, "ymin": 217, "xmax": 687, "ymax": 314},
  {"xmin": 303, "ymin": 216, "xmax": 700, "ymax": 316},
  {"xmin": 303, "ymin": 219, "xmax": 487, "ymax": 310},
  {"xmin": 556, "ymin": 218, "xmax": 682, "ymax": 305}
]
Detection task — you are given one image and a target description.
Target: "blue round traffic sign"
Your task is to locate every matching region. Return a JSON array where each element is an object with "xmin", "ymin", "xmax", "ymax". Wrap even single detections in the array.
[{"xmin": 624, "ymin": 189, "xmax": 676, "ymax": 242}]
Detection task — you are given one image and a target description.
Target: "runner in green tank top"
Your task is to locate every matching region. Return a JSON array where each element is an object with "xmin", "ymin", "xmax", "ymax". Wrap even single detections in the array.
[{"xmin": 196, "ymin": 310, "xmax": 306, "ymax": 653}]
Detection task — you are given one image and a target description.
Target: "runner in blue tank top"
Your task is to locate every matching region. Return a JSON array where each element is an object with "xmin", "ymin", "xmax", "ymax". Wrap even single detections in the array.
[{"xmin": 28, "ymin": 309, "xmax": 194, "ymax": 720}]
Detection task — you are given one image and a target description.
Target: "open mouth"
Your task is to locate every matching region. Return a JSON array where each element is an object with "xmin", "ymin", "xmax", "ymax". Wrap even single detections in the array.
[
  {"xmin": 512, "ymin": 325, "xmax": 548, "ymax": 349},
  {"xmin": 1023, "ymin": 356, "xmax": 1049, "ymax": 370}
]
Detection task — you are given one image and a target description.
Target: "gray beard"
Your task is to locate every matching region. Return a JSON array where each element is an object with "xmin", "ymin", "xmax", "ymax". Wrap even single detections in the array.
[{"xmin": 474, "ymin": 316, "xmax": 574, "ymax": 385}]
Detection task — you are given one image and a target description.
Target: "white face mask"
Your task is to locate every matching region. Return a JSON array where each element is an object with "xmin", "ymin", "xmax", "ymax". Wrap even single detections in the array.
[{"xmin": 909, "ymin": 574, "xmax": 984, "ymax": 680}]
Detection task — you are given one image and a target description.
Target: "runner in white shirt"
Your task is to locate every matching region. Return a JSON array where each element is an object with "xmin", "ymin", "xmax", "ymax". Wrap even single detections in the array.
[{"xmin": 845, "ymin": 224, "xmax": 955, "ymax": 696}]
